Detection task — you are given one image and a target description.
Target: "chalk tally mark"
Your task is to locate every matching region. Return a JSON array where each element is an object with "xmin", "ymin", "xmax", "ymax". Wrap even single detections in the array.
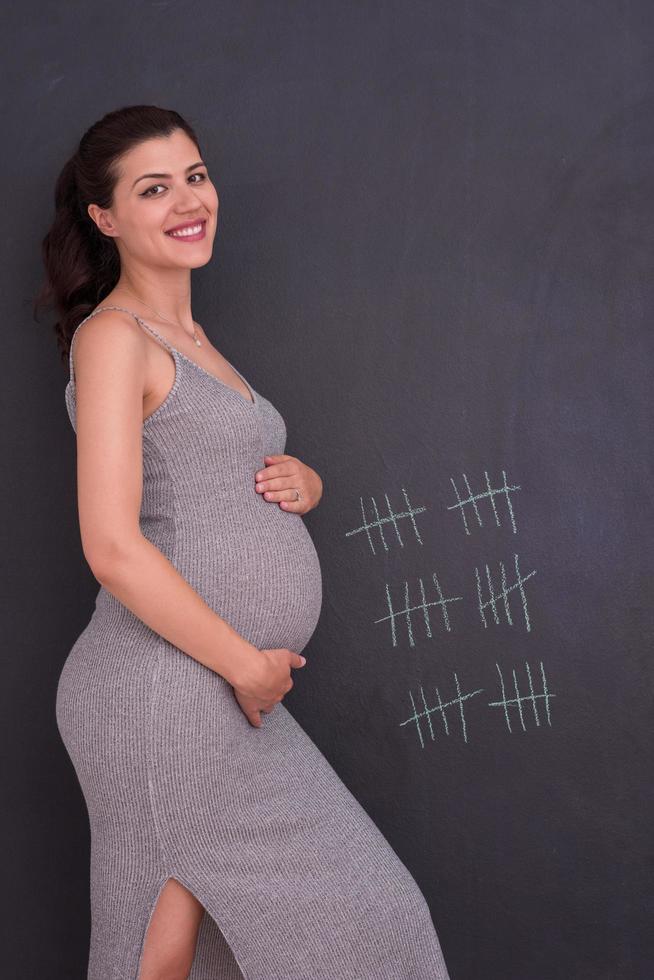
[
  {"xmin": 448, "ymin": 469, "xmax": 521, "ymax": 535},
  {"xmin": 375, "ymin": 572, "xmax": 464, "ymax": 647},
  {"xmin": 399, "ymin": 674, "xmax": 484, "ymax": 746},
  {"xmin": 344, "ymin": 487, "xmax": 427, "ymax": 555},
  {"xmin": 488, "ymin": 661, "xmax": 555, "ymax": 732},
  {"xmin": 401, "ymin": 661, "xmax": 556, "ymax": 748},
  {"xmin": 475, "ymin": 552, "xmax": 537, "ymax": 632}
]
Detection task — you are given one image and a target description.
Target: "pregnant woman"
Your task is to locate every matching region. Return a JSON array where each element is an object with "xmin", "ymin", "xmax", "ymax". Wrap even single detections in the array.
[{"xmin": 39, "ymin": 104, "xmax": 450, "ymax": 980}]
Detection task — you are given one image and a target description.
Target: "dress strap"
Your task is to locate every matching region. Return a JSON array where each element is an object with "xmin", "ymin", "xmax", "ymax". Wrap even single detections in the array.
[{"xmin": 68, "ymin": 305, "xmax": 175, "ymax": 385}]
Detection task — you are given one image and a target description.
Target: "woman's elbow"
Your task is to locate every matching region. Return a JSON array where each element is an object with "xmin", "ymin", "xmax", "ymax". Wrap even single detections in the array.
[{"xmin": 82, "ymin": 529, "xmax": 143, "ymax": 584}]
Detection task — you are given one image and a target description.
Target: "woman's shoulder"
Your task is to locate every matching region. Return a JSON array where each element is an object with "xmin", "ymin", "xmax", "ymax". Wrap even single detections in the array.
[{"xmin": 69, "ymin": 306, "xmax": 151, "ymax": 381}]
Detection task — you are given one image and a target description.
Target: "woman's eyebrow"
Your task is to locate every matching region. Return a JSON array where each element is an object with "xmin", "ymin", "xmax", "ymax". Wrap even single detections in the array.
[{"xmin": 132, "ymin": 161, "xmax": 206, "ymax": 188}]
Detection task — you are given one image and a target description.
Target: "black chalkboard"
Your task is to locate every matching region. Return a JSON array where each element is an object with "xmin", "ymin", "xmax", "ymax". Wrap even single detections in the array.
[
  {"xmin": 247, "ymin": 8, "xmax": 654, "ymax": 978},
  {"xmin": 7, "ymin": 1, "xmax": 652, "ymax": 978}
]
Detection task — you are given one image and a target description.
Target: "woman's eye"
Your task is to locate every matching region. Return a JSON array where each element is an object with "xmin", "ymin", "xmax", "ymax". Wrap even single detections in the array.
[
  {"xmin": 141, "ymin": 173, "xmax": 207, "ymax": 198},
  {"xmin": 141, "ymin": 184, "xmax": 165, "ymax": 198}
]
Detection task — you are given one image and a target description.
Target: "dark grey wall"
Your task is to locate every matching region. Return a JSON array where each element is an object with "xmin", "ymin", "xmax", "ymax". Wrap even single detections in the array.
[{"xmin": 3, "ymin": 1, "xmax": 652, "ymax": 977}]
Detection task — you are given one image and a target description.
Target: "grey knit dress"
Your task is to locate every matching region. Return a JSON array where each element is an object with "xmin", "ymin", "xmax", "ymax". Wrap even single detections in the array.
[{"xmin": 56, "ymin": 305, "xmax": 451, "ymax": 980}]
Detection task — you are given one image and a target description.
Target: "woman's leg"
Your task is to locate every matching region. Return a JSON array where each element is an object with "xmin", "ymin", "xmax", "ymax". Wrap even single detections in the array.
[{"xmin": 137, "ymin": 877, "xmax": 205, "ymax": 980}]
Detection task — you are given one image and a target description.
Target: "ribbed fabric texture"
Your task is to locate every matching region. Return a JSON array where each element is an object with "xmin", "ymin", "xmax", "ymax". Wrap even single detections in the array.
[{"xmin": 56, "ymin": 306, "xmax": 451, "ymax": 980}]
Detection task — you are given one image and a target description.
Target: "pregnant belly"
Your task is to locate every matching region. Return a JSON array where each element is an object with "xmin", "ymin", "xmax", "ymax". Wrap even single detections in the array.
[{"xmin": 176, "ymin": 506, "xmax": 323, "ymax": 654}]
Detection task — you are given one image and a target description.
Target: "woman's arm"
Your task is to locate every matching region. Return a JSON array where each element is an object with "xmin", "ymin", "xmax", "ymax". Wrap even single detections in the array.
[
  {"xmin": 91, "ymin": 534, "xmax": 255, "ymax": 689},
  {"xmin": 70, "ymin": 310, "xmax": 265, "ymax": 693}
]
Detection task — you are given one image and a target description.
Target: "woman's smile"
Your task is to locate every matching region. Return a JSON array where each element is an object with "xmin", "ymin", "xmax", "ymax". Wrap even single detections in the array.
[{"xmin": 165, "ymin": 218, "xmax": 207, "ymax": 241}]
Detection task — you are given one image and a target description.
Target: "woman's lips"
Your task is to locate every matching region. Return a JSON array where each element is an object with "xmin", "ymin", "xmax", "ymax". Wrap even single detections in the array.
[{"xmin": 165, "ymin": 219, "xmax": 207, "ymax": 242}]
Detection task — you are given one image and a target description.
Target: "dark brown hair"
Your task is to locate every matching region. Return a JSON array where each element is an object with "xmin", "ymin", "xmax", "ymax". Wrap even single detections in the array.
[{"xmin": 34, "ymin": 104, "xmax": 203, "ymax": 363}]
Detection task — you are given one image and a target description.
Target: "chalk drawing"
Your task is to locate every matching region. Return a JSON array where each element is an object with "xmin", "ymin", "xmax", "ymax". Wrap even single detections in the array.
[
  {"xmin": 399, "ymin": 662, "xmax": 555, "ymax": 747},
  {"xmin": 375, "ymin": 573, "xmax": 464, "ymax": 646},
  {"xmin": 399, "ymin": 675, "xmax": 485, "ymax": 746},
  {"xmin": 487, "ymin": 661, "xmax": 555, "ymax": 732},
  {"xmin": 475, "ymin": 552, "xmax": 537, "ymax": 631},
  {"xmin": 447, "ymin": 469, "xmax": 521, "ymax": 535},
  {"xmin": 344, "ymin": 488, "xmax": 427, "ymax": 555}
]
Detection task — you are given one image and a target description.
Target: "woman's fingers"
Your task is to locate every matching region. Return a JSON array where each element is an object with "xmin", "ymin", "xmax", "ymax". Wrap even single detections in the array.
[
  {"xmin": 258, "ymin": 485, "xmax": 302, "ymax": 502},
  {"xmin": 234, "ymin": 688, "xmax": 279, "ymax": 727}
]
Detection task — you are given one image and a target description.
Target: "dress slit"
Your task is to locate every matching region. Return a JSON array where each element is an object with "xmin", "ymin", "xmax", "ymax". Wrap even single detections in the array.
[{"xmin": 135, "ymin": 873, "xmax": 247, "ymax": 980}]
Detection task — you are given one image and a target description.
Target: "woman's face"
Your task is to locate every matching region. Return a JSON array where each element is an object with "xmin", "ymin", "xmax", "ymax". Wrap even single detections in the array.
[{"xmin": 90, "ymin": 129, "xmax": 219, "ymax": 269}]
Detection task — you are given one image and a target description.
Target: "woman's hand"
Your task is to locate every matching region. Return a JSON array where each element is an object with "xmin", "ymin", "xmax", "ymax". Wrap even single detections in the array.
[
  {"xmin": 254, "ymin": 455, "xmax": 323, "ymax": 515},
  {"xmin": 232, "ymin": 646, "xmax": 307, "ymax": 728}
]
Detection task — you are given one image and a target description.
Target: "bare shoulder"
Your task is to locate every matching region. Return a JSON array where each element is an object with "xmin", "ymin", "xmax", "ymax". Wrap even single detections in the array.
[{"xmin": 72, "ymin": 307, "xmax": 148, "ymax": 377}]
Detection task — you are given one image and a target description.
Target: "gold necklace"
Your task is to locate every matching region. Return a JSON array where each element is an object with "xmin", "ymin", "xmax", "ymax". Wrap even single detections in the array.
[{"xmin": 118, "ymin": 289, "xmax": 202, "ymax": 347}]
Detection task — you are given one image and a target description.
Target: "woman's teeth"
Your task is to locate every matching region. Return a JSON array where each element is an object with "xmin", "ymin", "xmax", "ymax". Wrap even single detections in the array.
[{"xmin": 166, "ymin": 222, "xmax": 204, "ymax": 238}]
